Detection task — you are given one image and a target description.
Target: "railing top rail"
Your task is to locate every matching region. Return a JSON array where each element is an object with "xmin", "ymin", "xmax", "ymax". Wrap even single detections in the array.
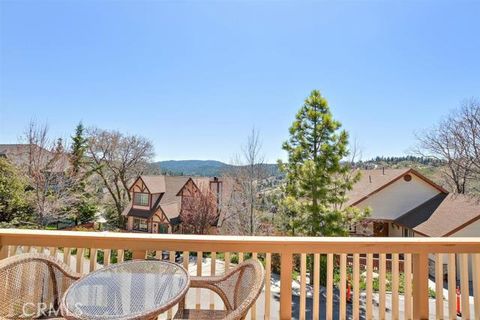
[{"xmin": 1, "ymin": 229, "xmax": 479, "ymax": 253}]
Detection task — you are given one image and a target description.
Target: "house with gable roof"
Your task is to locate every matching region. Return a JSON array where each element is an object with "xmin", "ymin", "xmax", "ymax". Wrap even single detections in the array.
[
  {"xmin": 348, "ymin": 168, "xmax": 480, "ymax": 278},
  {"xmin": 122, "ymin": 175, "xmax": 226, "ymax": 234},
  {"xmin": 347, "ymin": 168, "xmax": 480, "ymax": 239}
]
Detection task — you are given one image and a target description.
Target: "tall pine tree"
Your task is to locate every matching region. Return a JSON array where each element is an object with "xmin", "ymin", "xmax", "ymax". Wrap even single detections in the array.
[
  {"xmin": 279, "ymin": 90, "xmax": 369, "ymax": 236},
  {"xmin": 68, "ymin": 122, "xmax": 97, "ymax": 224},
  {"xmin": 70, "ymin": 122, "xmax": 87, "ymax": 175}
]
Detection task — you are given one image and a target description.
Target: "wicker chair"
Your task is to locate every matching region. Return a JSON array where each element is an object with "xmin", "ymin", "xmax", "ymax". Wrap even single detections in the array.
[
  {"xmin": 0, "ymin": 253, "xmax": 81, "ymax": 319},
  {"xmin": 174, "ymin": 259, "xmax": 265, "ymax": 320}
]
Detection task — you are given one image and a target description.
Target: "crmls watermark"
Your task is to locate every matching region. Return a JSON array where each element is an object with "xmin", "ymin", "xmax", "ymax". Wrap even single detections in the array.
[{"xmin": 22, "ymin": 302, "xmax": 83, "ymax": 318}]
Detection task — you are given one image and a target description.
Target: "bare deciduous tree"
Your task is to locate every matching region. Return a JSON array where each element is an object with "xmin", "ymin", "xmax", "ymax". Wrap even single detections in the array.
[
  {"xmin": 221, "ymin": 128, "xmax": 270, "ymax": 235},
  {"xmin": 22, "ymin": 121, "xmax": 75, "ymax": 225},
  {"xmin": 349, "ymin": 136, "xmax": 363, "ymax": 167},
  {"xmin": 179, "ymin": 183, "xmax": 218, "ymax": 235},
  {"xmin": 416, "ymin": 98, "xmax": 479, "ymax": 194},
  {"xmin": 86, "ymin": 128, "xmax": 154, "ymax": 225},
  {"xmin": 458, "ymin": 99, "xmax": 480, "ymax": 178}
]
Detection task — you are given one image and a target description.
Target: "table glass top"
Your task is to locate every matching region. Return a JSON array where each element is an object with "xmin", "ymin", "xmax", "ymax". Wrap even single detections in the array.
[{"xmin": 63, "ymin": 260, "xmax": 189, "ymax": 319}]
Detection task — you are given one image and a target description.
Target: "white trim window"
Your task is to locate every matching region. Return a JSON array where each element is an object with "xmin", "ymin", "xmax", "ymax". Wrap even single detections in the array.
[
  {"xmin": 403, "ymin": 227, "xmax": 413, "ymax": 237},
  {"xmin": 133, "ymin": 218, "xmax": 148, "ymax": 232},
  {"xmin": 134, "ymin": 193, "xmax": 149, "ymax": 206}
]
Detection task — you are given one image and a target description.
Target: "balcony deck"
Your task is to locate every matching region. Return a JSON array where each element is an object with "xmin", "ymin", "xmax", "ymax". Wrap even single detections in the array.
[{"xmin": 0, "ymin": 229, "xmax": 479, "ymax": 319}]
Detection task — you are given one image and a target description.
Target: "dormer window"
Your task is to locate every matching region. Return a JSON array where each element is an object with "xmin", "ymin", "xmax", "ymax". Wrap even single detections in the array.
[{"xmin": 134, "ymin": 192, "xmax": 149, "ymax": 206}]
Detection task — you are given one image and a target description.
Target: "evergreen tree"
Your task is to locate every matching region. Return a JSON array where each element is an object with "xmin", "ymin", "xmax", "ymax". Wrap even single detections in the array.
[
  {"xmin": 68, "ymin": 122, "xmax": 97, "ymax": 224},
  {"xmin": 278, "ymin": 90, "xmax": 369, "ymax": 237},
  {"xmin": 70, "ymin": 122, "xmax": 87, "ymax": 175}
]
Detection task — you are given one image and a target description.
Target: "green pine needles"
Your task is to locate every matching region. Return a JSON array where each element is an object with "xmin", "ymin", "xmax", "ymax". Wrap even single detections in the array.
[{"xmin": 278, "ymin": 90, "xmax": 370, "ymax": 237}]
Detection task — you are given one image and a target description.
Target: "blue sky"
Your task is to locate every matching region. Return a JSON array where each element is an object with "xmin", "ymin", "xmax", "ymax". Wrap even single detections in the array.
[{"xmin": 1, "ymin": 1, "xmax": 479, "ymax": 163}]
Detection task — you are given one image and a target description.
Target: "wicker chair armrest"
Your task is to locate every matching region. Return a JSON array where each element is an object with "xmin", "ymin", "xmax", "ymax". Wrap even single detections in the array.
[
  {"xmin": 185, "ymin": 276, "xmax": 234, "ymax": 311},
  {"xmin": 46, "ymin": 259, "xmax": 82, "ymax": 282},
  {"xmin": 64, "ymin": 270, "xmax": 82, "ymax": 281},
  {"xmin": 189, "ymin": 276, "xmax": 223, "ymax": 287}
]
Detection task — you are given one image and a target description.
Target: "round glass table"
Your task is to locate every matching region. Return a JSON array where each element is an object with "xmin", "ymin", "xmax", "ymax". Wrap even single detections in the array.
[{"xmin": 61, "ymin": 260, "xmax": 190, "ymax": 320}]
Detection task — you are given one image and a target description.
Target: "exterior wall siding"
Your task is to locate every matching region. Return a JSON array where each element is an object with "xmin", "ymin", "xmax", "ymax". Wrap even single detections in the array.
[
  {"xmin": 388, "ymin": 223, "xmax": 404, "ymax": 237},
  {"xmin": 355, "ymin": 174, "xmax": 441, "ymax": 220},
  {"xmin": 127, "ymin": 216, "xmax": 133, "ymax": 231}
]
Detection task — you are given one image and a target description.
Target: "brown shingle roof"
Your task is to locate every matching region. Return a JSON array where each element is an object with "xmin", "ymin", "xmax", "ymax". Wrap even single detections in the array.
[
  {"xmin": 162, "ymin": 176, "xmax": 224, "ymax": 219},
  {"xmin": 126, "ymin": 208, "xmax": 154, "ymax": 219},
  {"xmin": 158, "ymin": 176, "xmax": 191, "ymax": 220},
  {"xmin": 124, "ymin": 195, "xmax": 163, "ymax": 219},
  {"xmin": 160, "ymin": 176, "xmax": 190, "ymax": 205},
  {"xmin": 161, "ymin": 202, "xmax": 181, "ymax": 220},
  {"xmin": 124, "ymin": 175, "xmax": 233, "ymax": 224},
  {"xmin": 140, "ymin": 175, "xmax": 166, "ymax": 194},
  {"xmin": 394, "ymin": 193, "xmax": 480, "ymax": 237},
  {"xmin": 346, "ymin": 168, "xmax": 447, "ymax": 206},
  {"xmin": 124, "ymin": 176, "xmax": 193, "ymax": 221}
]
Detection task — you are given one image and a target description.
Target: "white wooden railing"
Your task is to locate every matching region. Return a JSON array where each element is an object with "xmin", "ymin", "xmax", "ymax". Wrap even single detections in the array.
[{"xmin": 0, "ymin": 229, "xmax": 479, "ymax": 319}]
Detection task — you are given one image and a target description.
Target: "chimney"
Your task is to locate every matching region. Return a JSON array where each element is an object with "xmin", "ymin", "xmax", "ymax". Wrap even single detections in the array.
[
  {"xmin": 210, "ymin": 177, "xmax": 222, "ymax": 207},
  {"xmin": 369, "ymin": 175, "xmax": 372, "ymax": 183}
]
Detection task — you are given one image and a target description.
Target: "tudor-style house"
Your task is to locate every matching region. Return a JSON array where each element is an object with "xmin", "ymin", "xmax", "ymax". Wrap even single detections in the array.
[{"xmin": 122, "ymin": 175, "xmax": 225, "ymax": 234}]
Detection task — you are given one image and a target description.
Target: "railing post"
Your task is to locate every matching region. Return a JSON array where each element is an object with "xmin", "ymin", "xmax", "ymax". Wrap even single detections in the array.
[
  {"xmin": 412, "ymin": 253, "xmax": 429, "ymax": 320},
  {"xmin": 132, "ymin": 250, "xmax": 146, "ymax": 260},
  {"xmin": 0, "ymin": 245, "xmax": 8, "ymax": 260},
  {"xmin": 280, "ymin": 252, "xmax": 292, "ymax": 320}
]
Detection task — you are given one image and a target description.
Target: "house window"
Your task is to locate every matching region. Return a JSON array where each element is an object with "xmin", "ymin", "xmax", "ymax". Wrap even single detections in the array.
[
  {"xmin": 403, "ymin": 228, "xmax": 413, "ymax": 237},
  {"xmin": 134, "ymin": 193, "xmax": 149, "ymax": 206},
  {"xmin": 159, "ymin": 224, "xmax": 169, "ymax": 234},
  {"xmin": 133, "ymin": 218, "xmax": 148, "ymax": 231}
]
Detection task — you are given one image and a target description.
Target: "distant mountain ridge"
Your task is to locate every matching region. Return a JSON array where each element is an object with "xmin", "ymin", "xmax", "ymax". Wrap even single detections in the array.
[
  {"xmin": 154, "ymin": 160, "xmax": 278, "ymax": 177},
  {"xmin": 155, "ymin": 160, "xmax": 228, "ymax": 176}
]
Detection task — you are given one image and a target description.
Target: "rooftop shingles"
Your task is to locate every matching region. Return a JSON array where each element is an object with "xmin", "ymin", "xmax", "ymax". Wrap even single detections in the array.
[
  {"xmin": 395, "ymin": 193, "xmax": 480, "ymax": 237},
  {"xmin": 139, "ymin": 175, "xmax": 166, "ymax": 194}
]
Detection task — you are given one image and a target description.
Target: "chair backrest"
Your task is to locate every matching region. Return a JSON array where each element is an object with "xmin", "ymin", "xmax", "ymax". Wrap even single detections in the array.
[
  {"xmin": 0, "ymin": 253, "xmax": 80, "ymax": 319},
  {"xmin": 224, "ymin": 259, "xmax": 265, "ymax": 320}
]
